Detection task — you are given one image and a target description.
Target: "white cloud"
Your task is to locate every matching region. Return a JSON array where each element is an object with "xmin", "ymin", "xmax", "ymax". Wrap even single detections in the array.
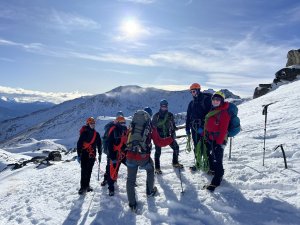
[
  {"xmin": 0, "ymin": 86, "xmax": 92, "ymax": 104},
  {"xmin": 49, "ymin": 10, "xmax": 100, "ymax": 31}
]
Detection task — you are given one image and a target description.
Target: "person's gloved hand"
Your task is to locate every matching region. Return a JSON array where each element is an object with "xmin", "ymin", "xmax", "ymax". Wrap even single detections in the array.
[
  {"xmin": 77, "ymin": 155, "xmax": 81, "ymax": 163},
  {"xmin": 98, "ymin": 155, "xmax": 101, "ymax": 163},
  {"xmin": 197, "ymin": 127, "xmax": 203, "ymax": 136}
]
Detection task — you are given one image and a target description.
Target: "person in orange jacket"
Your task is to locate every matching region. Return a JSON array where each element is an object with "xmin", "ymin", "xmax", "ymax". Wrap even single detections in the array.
[{"xmin": 203, "ymin": 91, "xmax": 230, "ymax": 192}]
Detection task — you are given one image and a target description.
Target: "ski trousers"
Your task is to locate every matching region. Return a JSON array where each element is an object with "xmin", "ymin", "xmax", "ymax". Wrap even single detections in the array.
[{"xmin": 126, "ymin": 156, "xmax": 154, "ymax": 206}]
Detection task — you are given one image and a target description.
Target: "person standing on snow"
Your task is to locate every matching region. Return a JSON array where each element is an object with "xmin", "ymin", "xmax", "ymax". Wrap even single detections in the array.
[
  {"xmin": 203, "ymin": 91, "xmax": 230, "ymax": 192},
  {"xmin": 77, "ymin": 117, "xmax": 102, "ymax": 195},
  {"xmin": 126, "ymin": 109, "xmax": 157, "ymax": 212},
  {"xmin": 152, "ymin": 99, "xmax": 183, "ymax": 174},
  {"xmin": 186, "ymin": 83, "xmax": 212, "ymax": 171},
  {"xmin": 101, "ymin": 111, "xmax": 125, "ymax": 187},
  {"xmin": 106, "ymin": 115, "xmax": 128, "ymax": 196}
]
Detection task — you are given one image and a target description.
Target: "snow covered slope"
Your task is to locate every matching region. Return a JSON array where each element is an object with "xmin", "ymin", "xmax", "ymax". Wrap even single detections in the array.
[
  {"xmin": 0, "ymin": 85, "xmax": 241, "ymax": 148},
  {"xmin": 0, "ymin": 81, "xmax": 299, "ymax": 225}
]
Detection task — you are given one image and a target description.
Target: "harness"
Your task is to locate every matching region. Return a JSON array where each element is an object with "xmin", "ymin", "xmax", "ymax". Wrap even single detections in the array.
[{"xmin": 82, "ymin": 131, "xmax": 97, "ymax": 158}]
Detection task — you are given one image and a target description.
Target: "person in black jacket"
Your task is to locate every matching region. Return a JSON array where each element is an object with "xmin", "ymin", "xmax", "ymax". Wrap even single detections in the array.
[
  {"xmin": 106, "ymin": 116, "xmax": 128, "ymax": 196},
  {"xmin": 77, "ymin": 117, "xmax": 102, "ymax": 195},
  {"xmin": 186, "ymin": 83, "xmax": 212, "ymax": 171},
  {"xmin": 152, "ymin": 99, "xmax": 183, "ymax": 174}
]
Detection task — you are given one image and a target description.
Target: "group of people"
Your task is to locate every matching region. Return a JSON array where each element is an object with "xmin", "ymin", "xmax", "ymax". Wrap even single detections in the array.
[{"xmin": 76, "ymin": 82, "xmax": 232, "ymax": 210}]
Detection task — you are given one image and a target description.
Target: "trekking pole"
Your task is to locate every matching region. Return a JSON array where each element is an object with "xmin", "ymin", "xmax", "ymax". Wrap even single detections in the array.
[
  {"xmin": 228, "ymin": 138, "xmax": 232, "ymax": 159},
  {"xmin": 97, "ymin": 162, "xmax": 100, "ymax": 181},
  {"xmin": 262, "ymin": 102, "xmax": 277, "ymax": 166},
  {"xmin": 178, "ymin": 167, "xmax": 184, "ymax": 194}
]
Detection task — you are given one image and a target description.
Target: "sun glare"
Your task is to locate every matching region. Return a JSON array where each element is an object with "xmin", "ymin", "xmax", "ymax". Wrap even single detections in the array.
[{"xmin": 120, "ymin": 19, "xmax": 142, "ymax": 39}]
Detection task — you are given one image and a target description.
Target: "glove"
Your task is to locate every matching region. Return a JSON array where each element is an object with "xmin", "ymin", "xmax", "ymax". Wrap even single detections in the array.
[
  {"xmin": 98, "ymin": 155, "xmax": 101, "ymax": 163},
  {"xmin": 186, "ymin": 129, "xmax": 191, "ymax": 136},
  {"xmin": 77, "ymin": 155, "xmax": 81, "ymax": 163},
  {"xmin": 197, "ymin": 127, "xmax": 203, "ymax": 136}
]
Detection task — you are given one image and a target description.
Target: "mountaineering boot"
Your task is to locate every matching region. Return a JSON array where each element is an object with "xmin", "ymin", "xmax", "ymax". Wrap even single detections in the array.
[
  {"xmin": 189, "ymin": 165, "xmax": 197, "ymax": 171},
  {"xmin": 87, "ymin": 186, "xmax": 93, "ymax": 192},
  {"xmin": 78, "ymin": 187, "xmax": 86, "ymax": 195},
  {"xmin": 207, "ymin": 170, "xmax": 215, "ymax": 176},
  {"xmin": 203, "ymin": 184, "xmax": 217, "ymax": 192},
  {"xmin": 101, "ymin": 180, "xmax": 107, "ymax": 186},
  {"xmin": 129, "ymin": 202, "xmax": 137, "ymax": 212},
  {"xmin": 155, "ymin": 168, "xmax": 162, "ymax": 175},
  {"xmin": 109, "ymin": 190, "xmax": 114, "ymax": 196},
  {"xmin": 147, "ymin": 186, "xmax": 158, "ymax": 197},
  {"xmin": 172, "ymin": 162, "xmax": 184, "ymax": 169}
]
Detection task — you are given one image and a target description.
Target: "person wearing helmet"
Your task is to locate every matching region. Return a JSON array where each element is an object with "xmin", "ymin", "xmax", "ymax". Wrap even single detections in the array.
[
  {"xmin": 77, "ymin": 117, "xmax": 102, "ymax": 195},
  {"xmin": 203, "ymin": 91, "xmax": 230, "ymax": 192},
  {"xmin": 144, "ymin": 107, "xmax": 153, "ymax": 118},
  {"xmin": 105, "ymin": 115, "xmax": 128, "ymax": 196},
  {"xmin": 186, "ymin": 83, "xmax": 212, "ymax": 171},
  {"xmin": 152, "ymin": 99, "xmax": 183, "ymax": 174}
]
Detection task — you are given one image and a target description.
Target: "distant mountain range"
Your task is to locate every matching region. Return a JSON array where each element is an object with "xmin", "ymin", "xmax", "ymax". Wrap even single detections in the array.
[{"xmin": 0, "ymin": 85, "xmax": 242, "ymax": 148}]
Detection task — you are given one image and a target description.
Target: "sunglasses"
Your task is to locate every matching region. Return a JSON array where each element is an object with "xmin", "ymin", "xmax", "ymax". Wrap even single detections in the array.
[{"xmin": 212, "ymin": 97, "xmax": 222, "ymax": 102}]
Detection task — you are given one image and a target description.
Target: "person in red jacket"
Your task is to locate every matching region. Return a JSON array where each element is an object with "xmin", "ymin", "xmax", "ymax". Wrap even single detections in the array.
[{"xmin": 204, "ymin": 91, "xmax": 230, "ymax": 192}]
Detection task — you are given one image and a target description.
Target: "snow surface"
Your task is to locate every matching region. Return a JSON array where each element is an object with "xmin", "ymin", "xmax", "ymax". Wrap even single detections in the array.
[{"xmin": 0, "ymin": 81, "xmax": 300, "ymax": 225}]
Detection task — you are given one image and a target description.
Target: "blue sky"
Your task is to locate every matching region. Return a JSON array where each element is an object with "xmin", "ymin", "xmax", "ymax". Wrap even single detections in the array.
[{"xmin": 0, "ymin": 0, "xmax": 300, "ymax": 97}]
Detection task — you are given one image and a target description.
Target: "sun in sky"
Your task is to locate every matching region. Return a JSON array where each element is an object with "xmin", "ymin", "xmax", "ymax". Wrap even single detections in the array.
[{"xmin": 119, "ymin": 18, "xmax": 145, "ymax": 40}]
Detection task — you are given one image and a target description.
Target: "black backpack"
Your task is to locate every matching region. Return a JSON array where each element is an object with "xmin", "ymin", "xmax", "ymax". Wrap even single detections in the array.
[
  {"xmin": 102, "ymin": 121, "xmax": 115, "ymax": 155},
  {"xmin": 47, "ymin": 151, "xmax": 62, "ymax": 161},
  {"xmin": 127, "ymin": 110, "xmax": 152, "ymax": 153}
]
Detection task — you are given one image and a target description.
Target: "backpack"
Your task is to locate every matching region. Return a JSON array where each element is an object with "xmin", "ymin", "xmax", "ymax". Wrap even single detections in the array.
[
  {"xmin": 102, "ymin": 121, "xmax": 115, "ymax": 155},
  {"xmin": 227, "ymin": 102, "xmax": 241, "ymax": 137},
  {"xmin": 47, "ymin": 151, "xmax": 62, "ymax": 161},
  {"xmin": 127, "ymin": 110, "xmax": 152, "ymax": 153}
]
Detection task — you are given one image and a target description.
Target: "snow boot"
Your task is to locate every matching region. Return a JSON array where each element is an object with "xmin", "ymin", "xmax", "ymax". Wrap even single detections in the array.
[
  {"xmin": 172, "ymin": 163, "xmax": 183, "ymax": 169},
  {"xmin": 87, "ymin": 186, "xmax": 93, "ymax": 192},
  {"xmin": 129, "ymin": 202, "xmax": 137, "ymax": 212},
  {"xmin": 109, "ymin": 190, "xmax": 114, "ymax": 196},
  {"xmin": 203, "ymin": 184, "xmax": 217, "ymax": 192},
  {"xmin": 78, "ymin": 188, "xmax": 86, "ymax": 195},
  {"xmin": 147, "ymin": 186, "xmax": 158, "ymax": 197},
  {"xmin": 155, "ymin": 168, "xmax": 162, "ymax": 175}
]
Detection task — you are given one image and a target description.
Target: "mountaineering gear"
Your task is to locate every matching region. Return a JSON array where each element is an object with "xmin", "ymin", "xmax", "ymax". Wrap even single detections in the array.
[
  {"xmin": 127, "ymin": 110, "xmax": 152, "ymax": 154},
  {"xmin": 155, "ymin": 168, "xmax": 162, "ymax": 174},
  {"xmin": 102, "ymin": 121, "xmax": 116, "ymax": 155},
  {"xmin": 186, "ymin": 90, "xmax": 212, "ymax": 153},
  {"xmin": 160, "ymin": 99, "xmax": 168, "ymax": 107},
  {"xmin": 86, "ymin": 117, "xmax": 96, "ymax": 125},
  {"xmin": 126, "ymin": 157, "xmax": 155, "ymax": 208},
  {"xmin": 147, "ymin": 186, "xmax": 158, "ymax": 197},
  {"xmin": 144, "ymin": 107, "xmax": 153, "ymax": 117},
  {"xmin": 172, "ymin": 163, "xmax": 184, "ymax": 169},
  {"xmin": 77, "ymin": 120, "xmax": 102, "ymax": 192},
  {"xmin": 116, "ymin": 116, "xmax": 126, "ymax": 123},
  {"xmin": 87, "ymin": 186, "xmax": 93, "ymax": 192},
  {"xmin": 212, "ymin": 91, "xmax": 225, "ymax": 100},
  {"xmin": 105, "ymin": 120, "xmax": 128, "ymax": 194},
  {"xmin": 78, "ymin": 188, "xmax": 86, "ymax": 195},
  {"xmin": 227, "ymin": 103, "xmax": 241, "ymax": 137},
  {"xmin": 152, "ymin": 107, "xmax": 181, "ymax": 171},
  {"xmin": 203, "ymin": 184, "xmax": 217, "ymax": 192},
  {"xmin": 116, "ymin": 111, "xmax": 124, "ymax": 117},
  {"xmin": 109, "ymin": 190, "xmax": 114, "ymax": 196},
  {"xmin": 189, "ymin": 83, "xmax": 201, "ymax": 90},
  {"xmin": 129, "ymin": 202, "xmax": 137, "ymax": 212}
]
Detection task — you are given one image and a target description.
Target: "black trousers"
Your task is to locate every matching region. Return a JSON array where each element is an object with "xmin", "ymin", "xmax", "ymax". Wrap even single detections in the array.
[
  {"xmin": 107, "ymin": 157, "xmax": 127, "ymax": 191},
  {"xmin": 80, "ymin": 155, "xmax": 95, "ymax": 189},
  {"xmin": 154, "ymin": 140, "xmax": 179, "ymax": 169},
  {"xmin": 206, "ymin": 141, "xmax": 224, "ymax": 186}
]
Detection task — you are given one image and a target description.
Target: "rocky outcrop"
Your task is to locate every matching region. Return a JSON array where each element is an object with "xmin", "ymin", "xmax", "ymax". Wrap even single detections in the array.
[{"xmin": 253, "ymin": 49, "xmax": 300, "ymax": 99}]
